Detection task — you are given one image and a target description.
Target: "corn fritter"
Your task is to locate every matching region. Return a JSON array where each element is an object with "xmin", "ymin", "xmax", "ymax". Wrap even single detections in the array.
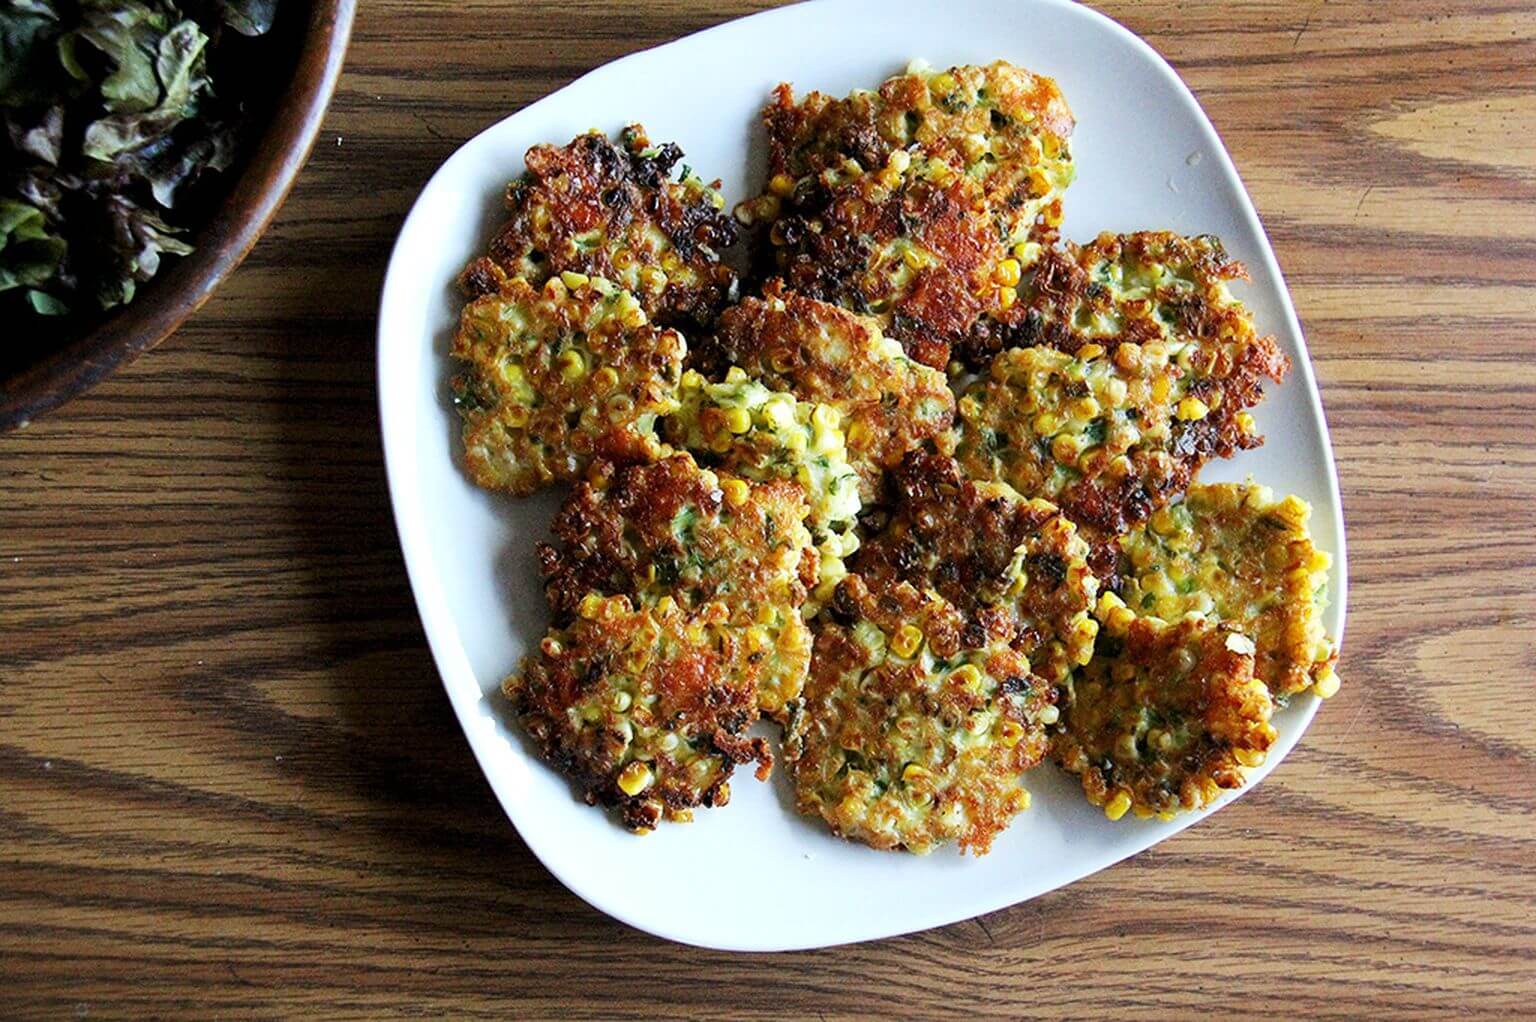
[
  {"xmin": 507, "ymin": 592, "xmax": 772, "ymax": 832},
  {"xmin": 788, "ymin": 574, "xmax": 1055, "ymax": 855},
  {"xmin": 451, "ymin": 275, "xmax": 683, "ymax": 496},
  {"xmin": 1117, "ymin": 482, "xmax": 1339, "ymax": 699},
  {"xmin": 539, "ymin": 453, "xmax": 816, "ymax": 718},
  {"xmin": 460, "ymin": 125, "xmax": 738, "ymax": 330}
]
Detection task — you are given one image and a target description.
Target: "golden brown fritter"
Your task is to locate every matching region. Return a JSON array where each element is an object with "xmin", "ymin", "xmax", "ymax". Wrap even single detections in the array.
[
  {"xmin": 855, "ymin": 451, "xmax": 1099, "ymax": 687},
  {"xmin": 1053, "ymin": 611, "xmax": 1276, "ymax": 820},
  {"xmin": 698, "ymin": 281, "xmax": 955, "ymax": 502},
  {"xmin": 450, "ymin": 275, "xmax": 684, "ymax": 496},
  {"xmin": 506, "ymin": 593, "xmax": 772, "ymax": 832},
  {"xmin": 742, "ymin": 151, "xmax": 1007, "ymax": 369},
  {"xmin": 752, "ymin": 60, "xmax": 1075, "ymax": 251},
  {"xmin": 539, "ymin": 452, "xmax": 815, "ymax": 718},
  {"xmin": 954, "ymin": 232, "xmax": 1290, "ymax": 538},
  {"xmin": 787, "ymin": 574, "xmax": 1055, "ymax": 855},
  {"xmin": 459, "ymin": 125, "xmax": 738, "ymax": 330},
  {"xmin": 1116, "ymin": 483, "xmax": 1339, "ymax": 700},
  {"xmin": 662, "ymin": 368, "xmax": 863, "ymax": 604}
]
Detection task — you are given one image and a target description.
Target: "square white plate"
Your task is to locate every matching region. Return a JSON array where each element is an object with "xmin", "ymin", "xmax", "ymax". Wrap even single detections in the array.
[{"xmin": 377, "ymin": 0, "xmax": 1347, "ymax": 952}]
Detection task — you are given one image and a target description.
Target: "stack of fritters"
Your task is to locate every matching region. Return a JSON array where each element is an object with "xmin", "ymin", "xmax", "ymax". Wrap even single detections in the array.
[{"xmin": 450, "ymin": 58, "xmax": 1340, "ymax": 854}]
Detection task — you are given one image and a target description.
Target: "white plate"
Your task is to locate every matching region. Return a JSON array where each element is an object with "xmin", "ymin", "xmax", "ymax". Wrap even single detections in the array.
[{"xmin": 377, "ymin": 0, "xmax": 1347, "ymax": 952}]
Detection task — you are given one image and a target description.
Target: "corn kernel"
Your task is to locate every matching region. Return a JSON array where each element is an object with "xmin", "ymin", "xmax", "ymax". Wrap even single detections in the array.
[
  {"xmin": 590, "ymin": 366, "xmax": 619, "ymax": 394},
  {"xmin": 721, "ymin": 477, "xmax": 750, "ymax": 507},
  {"xmin": 745, "ymin": 626, "xmax": 770, "ymax": 653},
  {"xmin": 556, "ymin": 349, "xmax": 586, "ymax": 382},
  {"xmin": 1051, "ymin": 434, "xmax": 1081, "ymax": 465},
  {"xmin": 1038, "ymin": 704, "xmax": 1061, "ymax": 726},
  {"xmin": 768, "ymin": 172, "xmax": 796, "ymax": 197},
  {"xmin": 607, "ymin": 393, "xmax": 635, "ymax": 421},
  {"xmin": 1077, "ymin": 343, "xmax": 1105, "ymax": 361},
  {"xmin": 931, "ymin": 71, "xmax": 957, "ymax": 95},
  {"xmin": 619, "ymin": 302, "xmax": 647, "ymax": 330},
  {"xmin": 1150, "ymin": 375, "xmax": 1171, "ymax": 403},
  {"xmin": 559, "ymin": 270, "xmax": 590, "ymax": 289},
  {"xmin": 1234, "ymin": 748, "xmax": 1265, "ymax": 768},
  {"xmin": 1314, "ymin": 668, "xmax": 1341, "ymax": 699},
  {"xmin": 640, "ymin": 266, "xmax": 668, "ymax": 292},
  {"xmin": 723, "ymin": 407, "xmax": 752, "ymax": 434},
  {"xmin": 890, "ymin": 624, "xmax": 923, "ymax": 659},
  {"xmin": 1000, "ymin": 720, "xmax": 1025, "ymax": 747},
  {"xmin": 578, "ymin": 594, "xmax": 604, "ymax": 620},
  {"xmin": 1032, "ymin": 412, "xmax": 1062, "ymax": 437},
  {"xmin": 611, "ymin": 690, "xmax": 632, "ymax": 713},
  {"xmin": 654, "ymin": 595, "xmax": 677, "ymax": 615},
  {"xmin": 1071, "ymin": 396, "xmax": 1101, "ymax": 420},
  {"xmin": 1236, "ymin": 411, "xmax": 1256, "ymax": 434},
  {"xmin": 901, "ymin": 763, "xmax": 932, "ymax": 784},
  {"xmin": 811, "ymin": 404, "xmax": 841, "ymax": 431},
  {"xmin": 997, "ymin": 286, "xmax": 1017, "ymax": 311},
  {"xmin": 1177, "ymin": 397, "xmax": 1210, "ymax": 421},
  {"xmin": 616, "ymin": 761, "xmax": 653, "ymax": 796},
  {"xmin": 1103, "ymin": 791, "xmax": 1132, "ymax": 821},
  {"xmin": 993, "ymin": 258, "xmax": 1022, "ymax": 287},
  {"xmin": 887, "ymin": 149, "xmax": 911, "ymax": 173},
  {"xmin": 1072, "ymin": 615, "xmax": 1099, "ymax": 647},
  {"xmin": 504, "ymin": 404, "xmax": 530, "ymax": 428},
  {"xmin": 949, "ymin": 664, "xmax": 982, "ymax": 690}
]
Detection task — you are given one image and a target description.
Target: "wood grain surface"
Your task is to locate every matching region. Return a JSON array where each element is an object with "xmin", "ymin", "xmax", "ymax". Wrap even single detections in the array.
[{"xmin": 3, "ymin": 1, "xmax": 1534, "ymax": 1017}]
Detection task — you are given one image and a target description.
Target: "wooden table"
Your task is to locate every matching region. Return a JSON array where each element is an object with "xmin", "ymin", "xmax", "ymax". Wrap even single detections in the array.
[{"xmin": 4, "ymin": 1, "xmax": 1534, "ymax": 1016}]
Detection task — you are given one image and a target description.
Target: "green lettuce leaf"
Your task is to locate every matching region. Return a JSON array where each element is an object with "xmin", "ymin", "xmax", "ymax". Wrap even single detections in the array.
[
  {"xmin": 79, "ymin": 13, "xmax": 210, "ymax": 161},
  {"xmin": 0, "ymin": 198, "xmax": 67, "ymax": 295}
]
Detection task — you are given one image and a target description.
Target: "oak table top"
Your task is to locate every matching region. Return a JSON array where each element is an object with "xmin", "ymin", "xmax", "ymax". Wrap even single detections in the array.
[{"xmin": 3, "ymin": 1, "xmax": 1534, "ymax": 1017}]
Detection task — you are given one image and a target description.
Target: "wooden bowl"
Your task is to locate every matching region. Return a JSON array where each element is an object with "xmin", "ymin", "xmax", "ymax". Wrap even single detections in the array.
[{"xmin": 0, "ymin": 0, "xmax": 357, "ymax": 432}]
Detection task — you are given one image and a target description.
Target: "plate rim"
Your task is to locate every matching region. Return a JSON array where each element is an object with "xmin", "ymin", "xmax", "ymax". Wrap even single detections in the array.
[{"xmin": 376, "ymin": 0, "xmax": 1349, "ymax": 952}]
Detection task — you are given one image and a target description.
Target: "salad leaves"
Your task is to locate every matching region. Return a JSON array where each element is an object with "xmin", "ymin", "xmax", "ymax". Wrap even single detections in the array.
[{"xmin": 1, "ymin": 0, "xmax": 277, "ymax": 318}]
